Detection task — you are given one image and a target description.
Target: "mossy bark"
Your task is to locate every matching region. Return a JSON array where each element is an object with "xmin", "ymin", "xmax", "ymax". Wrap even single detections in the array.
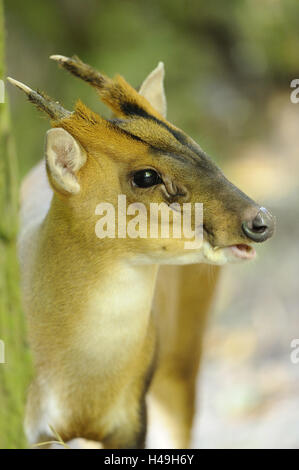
[{"xmin": 0, "ymin": 0, "xmax": 32, "ymax": 449}]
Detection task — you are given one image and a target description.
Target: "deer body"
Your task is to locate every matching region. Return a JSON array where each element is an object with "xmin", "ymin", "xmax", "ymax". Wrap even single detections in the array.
[
  {"xmin": 20, "ymin": 161, "xmax": 158, "ymax": 448},
  {"xmin": 10, "ymin": 56, "xmax": 274, "ymax": 448}
]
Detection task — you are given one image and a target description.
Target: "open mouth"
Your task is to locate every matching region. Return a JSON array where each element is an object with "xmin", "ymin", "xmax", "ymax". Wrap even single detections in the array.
[
  {"xmin": 203, "ymin": 227, "xmax": 256, "ymax": 262},
  {"xmin": 230, "ymin": 243, "xmax": 256, "ymax": 260}
]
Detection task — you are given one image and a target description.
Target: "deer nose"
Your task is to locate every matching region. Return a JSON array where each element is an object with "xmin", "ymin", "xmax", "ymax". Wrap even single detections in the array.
[{"xmin": 242, "ymin": 207, "xmax": 275, "ymax": 242}]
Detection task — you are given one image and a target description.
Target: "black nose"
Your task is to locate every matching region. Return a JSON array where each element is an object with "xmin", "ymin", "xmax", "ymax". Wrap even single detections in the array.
[{"xmin": 242, "ymin": 207, "xmax": 275, "ymax": 242}]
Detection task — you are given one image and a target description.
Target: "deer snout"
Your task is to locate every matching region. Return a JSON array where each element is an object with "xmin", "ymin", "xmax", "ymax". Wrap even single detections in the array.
[{"xmin": 242, "ymin": 207, "xmax": 275, "ymax": 242}]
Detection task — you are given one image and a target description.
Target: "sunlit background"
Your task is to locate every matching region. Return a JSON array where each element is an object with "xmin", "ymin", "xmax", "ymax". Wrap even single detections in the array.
[{"xmin": 1, "ymin": 0, "xmax": 299, "ymax": 448}]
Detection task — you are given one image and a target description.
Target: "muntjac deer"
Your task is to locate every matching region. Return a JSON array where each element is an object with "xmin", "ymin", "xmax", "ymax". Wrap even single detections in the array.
[{"xmin": 8, "ymin": 56, "xmax": 275, "ymax": 449}]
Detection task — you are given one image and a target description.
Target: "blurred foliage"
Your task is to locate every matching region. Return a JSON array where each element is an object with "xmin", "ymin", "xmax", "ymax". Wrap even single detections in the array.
[
  {"xmin": 5, "ymin": 0, "xmax": 299, "ymax": 177},
  {"xmin": 1, "ymin": 0, "xmax": 299, "ymax": 448},
  {"xmin": 0, "ymin": 0, "xmax": 32, "ymax": 449}
]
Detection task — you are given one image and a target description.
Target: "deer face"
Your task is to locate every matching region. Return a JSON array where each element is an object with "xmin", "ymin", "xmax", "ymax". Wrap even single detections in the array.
[{"xmin": 8, "ymin": 57, "xmax": 275, "ymax": 265}]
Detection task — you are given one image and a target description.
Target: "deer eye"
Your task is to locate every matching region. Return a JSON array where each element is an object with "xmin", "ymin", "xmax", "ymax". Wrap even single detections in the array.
[{"xmin": 132, "ymin": 169, "xmax": 162, "ymax": 188}]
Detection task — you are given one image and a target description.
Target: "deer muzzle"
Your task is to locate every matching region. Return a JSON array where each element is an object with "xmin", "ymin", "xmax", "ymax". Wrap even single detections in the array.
[{"xmin": 242, "ymin": 207, "xmax": 275, "ymax": 242}]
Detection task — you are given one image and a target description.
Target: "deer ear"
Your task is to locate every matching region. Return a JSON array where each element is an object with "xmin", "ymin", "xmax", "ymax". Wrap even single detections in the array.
[
  {"xmin": 139, "ymin": 62, "xmax": 167, "ymax": 118},
  {"xmin": 45, "ymin": 128, "xmax": 87, "ymax": 195}
]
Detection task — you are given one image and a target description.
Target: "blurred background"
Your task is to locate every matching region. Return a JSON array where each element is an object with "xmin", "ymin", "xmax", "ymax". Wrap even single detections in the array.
[{"xmin": 1, "ymin": 0, "xmax": 299, "ymax": 448}]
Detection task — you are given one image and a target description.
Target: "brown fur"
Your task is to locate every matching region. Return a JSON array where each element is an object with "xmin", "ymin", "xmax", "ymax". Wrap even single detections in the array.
[{"xmin": 12, "ymin": 58, "xmax": 273, "ymax": 448}]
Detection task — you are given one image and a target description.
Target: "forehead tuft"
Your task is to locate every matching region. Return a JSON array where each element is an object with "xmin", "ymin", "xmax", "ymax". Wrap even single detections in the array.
[{"xmin": 53, "ymin": 100, "xmax": 149, "ymax": 157}]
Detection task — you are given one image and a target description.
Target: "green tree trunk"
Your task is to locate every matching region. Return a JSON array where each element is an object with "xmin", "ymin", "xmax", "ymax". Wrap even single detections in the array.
[{"xmin": 0, "ymin": 0, "xmax": 32, "ymax": 449}]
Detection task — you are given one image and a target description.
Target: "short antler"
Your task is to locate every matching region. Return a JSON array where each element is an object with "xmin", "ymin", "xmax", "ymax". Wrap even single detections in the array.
[
  {"xmin": 50, "ymin": 54, "xmax": 167, "ymax": 122},
  {"xmin": 50, "ymin": 55, "xmax": 110, "ymax": 91},
  {"xmin": 7, "ymin": 77, "xmax": 71, "ymax": 120}
]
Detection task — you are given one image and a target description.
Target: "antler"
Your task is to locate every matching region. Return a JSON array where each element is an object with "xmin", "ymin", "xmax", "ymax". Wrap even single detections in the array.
[
  {"xmin": 7, "ymin": 77, "xmax": 71, "ymax": 120},
  {"xmin": 50, "ymin": 54, "xmax": 167, "ymax": 121},
  {"xmin": 50, "ymin": 55, "xmax": 110, "ymax": 91}
]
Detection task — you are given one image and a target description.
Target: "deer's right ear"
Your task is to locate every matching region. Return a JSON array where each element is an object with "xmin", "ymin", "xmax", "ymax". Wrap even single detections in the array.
[
  {"xmin": 45, "ymin": 128, "xmax": 87, "ymax": 195},
  {"xmin": 139, "ymin": 62, "xmax": 167, "ymax": 118}
]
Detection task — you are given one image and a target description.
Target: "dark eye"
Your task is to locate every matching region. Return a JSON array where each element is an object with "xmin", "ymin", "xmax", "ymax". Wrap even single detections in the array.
[{"xmin": 132, "ymin": 169, "xmax": 162, "ymax": 188}]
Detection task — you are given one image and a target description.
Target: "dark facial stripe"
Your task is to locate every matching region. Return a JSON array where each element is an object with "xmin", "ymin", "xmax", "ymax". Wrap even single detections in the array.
[
  {"xmin": 108, "ymin": 119, "xmax": 193, "ymax": 166},
  {"xmin": 107, "ymin": 120, "xmax": 149, "ymax": 145},
  {"xmin": 120, "ymin": 102, "xmax": 188, "ymax": 144},
  {"xmin": 109, "ymin": 118, "xmax": 208, "ymax": 168},
  {"xmin": 120, "ymin": 101, "xmax": 205, "ymax": 161},
  {"xmin": 108, "ymin": 121, "xmax": 187, "ymax": 164},
  {"xmin": 150, "ymin": 148, "xmax": 192, "ymax": 164}
]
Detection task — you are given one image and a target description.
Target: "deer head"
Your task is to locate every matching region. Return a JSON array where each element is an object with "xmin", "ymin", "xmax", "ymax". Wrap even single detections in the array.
[{"xmin": 8, "ymin": 56, "xmax": 275, "ymax": 265}]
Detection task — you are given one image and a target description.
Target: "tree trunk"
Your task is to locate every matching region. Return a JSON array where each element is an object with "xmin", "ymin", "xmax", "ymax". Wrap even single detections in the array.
[{"xmin": 0, "ymin": 0, "xmax": 32, "ymax": 449}]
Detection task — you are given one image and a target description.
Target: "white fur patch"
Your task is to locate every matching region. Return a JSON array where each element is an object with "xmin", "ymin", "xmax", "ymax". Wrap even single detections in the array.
[
  {"xmin": 25, "ymin": 389, "xmax": 63, "ymax": 446},
  {"xmin": 131, "ymin": 240, "xmax": 246, "ymax": 266},
  {"xmin": 146, "ymin": 395, "xmax": 178, "ymax": 449},
  {"xmin": 77, "ymin": 263, "xmax": 156, "ymax": 368}
]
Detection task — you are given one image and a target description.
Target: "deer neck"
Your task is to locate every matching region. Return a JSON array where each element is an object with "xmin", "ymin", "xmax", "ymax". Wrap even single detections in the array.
[{"xmin": 33, "ymin": 194, "xmax": 159, "ymax": 332}]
